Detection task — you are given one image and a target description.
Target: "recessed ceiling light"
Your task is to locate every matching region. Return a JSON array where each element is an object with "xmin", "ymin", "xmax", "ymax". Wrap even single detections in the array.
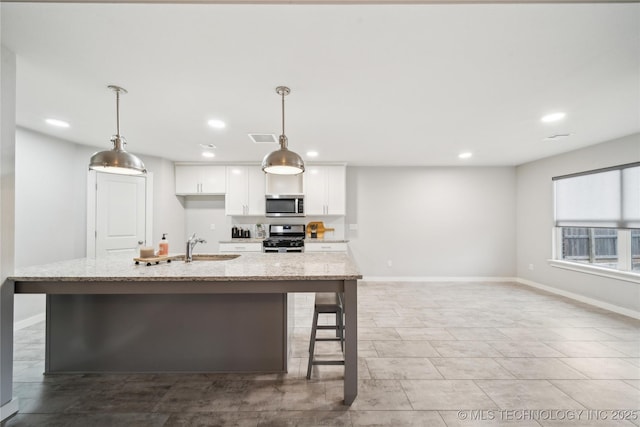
[
  {"xmin": 541, "ymin": 112, "xmax": 566, "ymax": 123},
  {"xmin": 199, "ymin": 143, "xmax": 217, "ymax": 149},
  {"xmin": 202, "ymin": 151, "xmax": 215, "ymax": 158},
  {"xmin": 306, "ymin": 151, "xmax": 319, "ymax": 157},
  {"xmin": 458, "ymin": 152, "xmax": 473, "ymax": 159},
  {"xmin": 207, "ymin": 119, "xmax": 226, "ymax": 129},
  {"xmin": 45, "ymin": 118, "xmax": 70, "ymax": 128}
]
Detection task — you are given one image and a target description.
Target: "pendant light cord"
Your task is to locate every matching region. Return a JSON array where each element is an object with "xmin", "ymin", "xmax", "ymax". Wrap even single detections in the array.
[
  {"xmin": 115, "ymin": 89, "xmax": 121, "ymax": 137},
  {"xmin": 281, "ymin": 90, "xmax": 285, "ymax": 138}
]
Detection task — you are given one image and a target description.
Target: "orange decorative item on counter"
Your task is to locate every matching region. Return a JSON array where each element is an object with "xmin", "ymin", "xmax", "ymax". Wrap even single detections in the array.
[{"xmin": 306, "ymin": 221, "xmax": 335, "ymax": 239}]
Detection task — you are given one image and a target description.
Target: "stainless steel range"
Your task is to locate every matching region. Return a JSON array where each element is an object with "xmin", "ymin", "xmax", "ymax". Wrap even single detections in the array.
[{"xmin": 262, "ymin": 224, "xmax": 305, "ymax": 253}]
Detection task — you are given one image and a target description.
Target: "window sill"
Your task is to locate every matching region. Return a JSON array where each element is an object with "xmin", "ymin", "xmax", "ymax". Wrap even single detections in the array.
[{"xmin": 548, "ymin": 259, "xmax": 640, "ymax": 284}]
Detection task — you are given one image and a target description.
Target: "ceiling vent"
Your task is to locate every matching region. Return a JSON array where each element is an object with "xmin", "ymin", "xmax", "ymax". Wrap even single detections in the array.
[{"xmin": 248, "ymin": 133, "xmax": 277, "ymax": 144}]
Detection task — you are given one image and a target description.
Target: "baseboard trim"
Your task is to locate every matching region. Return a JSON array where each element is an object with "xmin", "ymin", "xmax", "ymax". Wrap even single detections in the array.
[
  {"xmin": 516, "ymin": 277, "xmax": 640, "ymax": 320},
  {"xmin": 362, "ymin": 276, "xmax": 518, "ymax": 283},
  {"xmin": 0, "ymin": 398, "xmax": 19, "ymax": 422},
  {"xmin": 13, "ymin": 312, "xmax": 45, "ymax": 331}
]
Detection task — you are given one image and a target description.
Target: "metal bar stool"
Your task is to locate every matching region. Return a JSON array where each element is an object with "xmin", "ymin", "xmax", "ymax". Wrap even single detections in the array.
[{"xmin": 306, "ymin": 292, "xmax": 345, "ymax": 379}]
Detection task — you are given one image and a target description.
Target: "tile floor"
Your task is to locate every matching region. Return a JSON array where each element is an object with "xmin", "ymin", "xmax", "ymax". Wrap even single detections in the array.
[{"xmin": 3, "ymin": 281, "xmax": 640, "ymax": 426}]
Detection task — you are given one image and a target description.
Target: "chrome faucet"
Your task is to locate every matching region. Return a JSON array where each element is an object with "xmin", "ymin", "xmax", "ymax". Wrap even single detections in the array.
[{"xmin": 185, "ymin": 233, "xmax": 206, "ymax": 262}]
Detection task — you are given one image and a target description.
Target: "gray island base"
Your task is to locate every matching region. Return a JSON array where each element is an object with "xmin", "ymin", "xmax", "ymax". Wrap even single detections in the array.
[
  {"xmin": 47, "ymin": 293, "xmax": 290, "ymax": 373},
  {"xmin": 10, "ymin": 252, "xmax": 362, "ymax": 405}
]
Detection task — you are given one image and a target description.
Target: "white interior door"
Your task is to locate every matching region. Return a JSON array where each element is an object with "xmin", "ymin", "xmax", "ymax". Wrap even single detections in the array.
[{"xmin": 89, "ymin": 172, "xmax": 149, "ymax": 257}]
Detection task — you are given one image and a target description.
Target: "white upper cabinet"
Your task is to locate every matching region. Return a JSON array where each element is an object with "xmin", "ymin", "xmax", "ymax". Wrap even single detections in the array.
[
  {"xmin": 304, "ymin": 165, "xmax": 346, "ymax": 215},
  {"xmin": 225, "ymin": 166, "xmax": 266, "ymax": 216},
  {"xmin": 175, "ymin": 165, "xmax": 226, "ymax": 195}
]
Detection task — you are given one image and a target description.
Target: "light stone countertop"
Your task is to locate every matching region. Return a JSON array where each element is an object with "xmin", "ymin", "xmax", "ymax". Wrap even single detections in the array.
[{"xmin": 10, "ymin": 252, "xmax": 362, "ymax": 282}]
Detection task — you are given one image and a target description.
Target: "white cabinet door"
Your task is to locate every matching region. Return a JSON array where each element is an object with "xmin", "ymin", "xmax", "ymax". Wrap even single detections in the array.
[
  {"xmin": 304, "ymin": 242, "xmax": 348, "ymax": 252},
  {"xmin": 304, "ymin": 166, "xmax": 327, "ymax": 215},
  {"xmin": 219, "ymin": 242, "xmax": 262, "ymax": 253},
  {"xmin": 247, "ymin": 167, "xmax": 266, "ymax": 215},
  {"xmin": 326, "ymin": 166, "xmax": 346, "ymax": 215},
  {"xmin": 175, "ymin": 165, "xmax": 226, "ymax": 195},
  {"xmin": 175, "ymin": 165, "xmax": 201, "ymax": 194},
  {"xmin": 200, "ymin": 166, "xmax": 226, "ymax": 194},
  {"xmin": 225, "ymin": 166, "xmax": 265, "ymax": 216},
  {"xmin": 225, "ymin": 166, "xmax": 248, "ymax": 215},
  {"xmin": 304, "ymin": 165, "xmax": 346, "ymax": 215}
]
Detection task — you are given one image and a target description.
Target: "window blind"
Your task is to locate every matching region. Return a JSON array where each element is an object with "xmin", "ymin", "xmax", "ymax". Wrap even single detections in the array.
[{"xmin": 553, "ymin": 162, "xmax": 640, "ymax": 229}]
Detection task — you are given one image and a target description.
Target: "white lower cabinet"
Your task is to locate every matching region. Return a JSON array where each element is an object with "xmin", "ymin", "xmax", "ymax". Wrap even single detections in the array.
[
  {"xmin": 219, "ymin": 242, "xmax": 262, "ymax": 253},
  {"xmin": 304, "ymin": 242, "xmax": 348, "ymax": 252}
]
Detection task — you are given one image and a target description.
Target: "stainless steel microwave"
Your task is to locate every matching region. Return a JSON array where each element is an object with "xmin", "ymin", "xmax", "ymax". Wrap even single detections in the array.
[{"xmin": 265, "ymin": 195, "xmax": 305, "ymax": 217}]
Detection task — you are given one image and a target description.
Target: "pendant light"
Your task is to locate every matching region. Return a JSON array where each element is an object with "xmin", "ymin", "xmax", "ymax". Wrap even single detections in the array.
[
  {"xmin": 261, "ymin": 86, "xmax": 305, "ymax": 175},
  {"xmin": 89, "ymin": 85, "xmax": 146, "ymax": 175}
]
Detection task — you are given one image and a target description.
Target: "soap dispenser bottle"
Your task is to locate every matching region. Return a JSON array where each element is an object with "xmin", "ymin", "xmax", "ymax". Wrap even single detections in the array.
[{"xmin": 158, "ymin": 233, "xmax": 169, "ymax": 256}]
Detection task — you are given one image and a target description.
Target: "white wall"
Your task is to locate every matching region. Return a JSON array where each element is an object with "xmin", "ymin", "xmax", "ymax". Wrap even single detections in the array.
[
  {"xmin": 516, "ymin": 132, "xmax": 640, "ymax": 313},
  {"xmin": 0, "ymin": 44, "xmax": 19, "ymax": 419},
  {"xmin": 143, "ymin": 156, "xmax": 185, "ymax": 250},
  {"xmin": 15, "ymin": 129, "xmax": 90, "ymax": 267},
  {"xmin": 182, "ymin": 196, "xmax": 228, "ymax": 253},
  {"xmin": 14, "ymin": 129, "xmax": 91, "ymax": 322},
  {"xmin": 346, "ymin": 166, "xmax": 517, "ymax": 278},
  {"xmin": 13, "ymin": 127, "xmax": 185, "ymax": 323}
]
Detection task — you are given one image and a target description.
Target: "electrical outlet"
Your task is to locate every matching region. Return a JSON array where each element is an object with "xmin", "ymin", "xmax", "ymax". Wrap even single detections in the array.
[
  {"xmin": 387, "ymin": 260, "xmax": 393, "ymax": 267},
  {"xmin": 349, "ymin": 224, "xmax": 359, "ymax": 231},
  {"xmin": 528, "ymin": 263, "xmax": 534, "ymax": 271},
  {"xmin": 210, "ymin": 224, "xmax": 216, "ymax": 230}
]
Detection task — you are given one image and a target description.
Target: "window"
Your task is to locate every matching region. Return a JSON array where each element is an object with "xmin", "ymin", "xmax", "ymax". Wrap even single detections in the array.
[
  {"xmin": 552, "ymin": 162, "xmax": 639, "ymax": 280},
  {"xmin": 633, "ymin": 229, "xmax": 640, "ymax": 272},
  {"xmin": 561, "ymin": 227, "xmax": 618, "ymax": 269}
]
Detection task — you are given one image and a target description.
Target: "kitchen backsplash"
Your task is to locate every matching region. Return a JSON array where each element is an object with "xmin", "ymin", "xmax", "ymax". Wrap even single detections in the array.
[{"xmin": 229, "ymin": 217, "xmax": 345, "ymax": 240}]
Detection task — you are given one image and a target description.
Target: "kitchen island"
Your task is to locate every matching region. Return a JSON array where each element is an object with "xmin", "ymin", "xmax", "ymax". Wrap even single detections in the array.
[{"xmin": 9, "ymin": 252, "xmax": 361, "ymax": 405}]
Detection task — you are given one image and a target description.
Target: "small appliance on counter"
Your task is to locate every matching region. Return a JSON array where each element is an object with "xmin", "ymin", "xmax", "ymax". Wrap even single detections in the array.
[
  {"xmin": 231, "ymin": 226, "xmax": 251, "ymax": 239},
  {"xmin": 306, "ymin": 221, "xmax": 334, "ymax": 239},
  {"xmin": 263, "ymin": 224, "xmax": 305, "ymax": 253}
]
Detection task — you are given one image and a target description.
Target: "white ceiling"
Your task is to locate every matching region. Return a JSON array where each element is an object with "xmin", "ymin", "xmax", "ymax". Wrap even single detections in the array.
[{"xmin": 1, "ymin": 2, "xmax": 639, "ymax": 166}]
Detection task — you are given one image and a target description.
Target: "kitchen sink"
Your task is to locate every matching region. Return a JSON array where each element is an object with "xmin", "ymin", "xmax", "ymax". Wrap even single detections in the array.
[{"xmin": 173, "ymin": 254, "xmax": 240, "ymax": 262}]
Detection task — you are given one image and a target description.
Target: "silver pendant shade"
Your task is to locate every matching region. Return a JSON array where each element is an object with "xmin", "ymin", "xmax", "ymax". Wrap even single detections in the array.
[
  {"xmin": 89, "ymin": 85, "xmax": 147, "ymax": 175},
  {"xmin": 261, "ymin": 86, "xmax": 305, "ymax": 175}
]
